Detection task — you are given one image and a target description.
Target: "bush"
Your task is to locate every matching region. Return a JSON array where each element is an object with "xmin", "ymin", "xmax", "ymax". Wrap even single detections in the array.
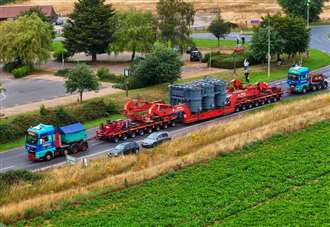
[
  {"xmin": 96, "ymin": 67, "xmax": 117, "ymax": 82},
  {"xmin": 12, "ymin": 66, "xmax": 30, "ymax": 78},
  {"xmin": 202, "ymin": 51, "xmax": 225, "ymax": 63},
  {"xmin": 0, "ymin": 170, "xmax": 41, "ymax": 192},
  {"xmin": 55, "ymin": 68, "xmax": 70, "ymax": 77},
  {"xmin": 209, "ymin": 51, "xmax": 258, "ymax": 69},
  {"xmin": 0, "ymin": 98, "xmax": 120, "ymax": 144},
  {"xmin": 3, "ymin": 62, "xmax": 19, "ymax": 73}
]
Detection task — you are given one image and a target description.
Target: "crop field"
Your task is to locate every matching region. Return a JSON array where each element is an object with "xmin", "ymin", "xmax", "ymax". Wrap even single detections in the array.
[{"xmin": 17, "ymin": 119, "xmax": 330, "ymax": 226}]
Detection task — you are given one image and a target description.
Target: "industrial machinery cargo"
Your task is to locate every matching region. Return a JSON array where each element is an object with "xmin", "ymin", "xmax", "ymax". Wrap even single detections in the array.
[
  {"xmin": 97, "ymin": 78, "xmax": 282, "ymax": 142},
  {"xmin": 25, "ymin": 123, "xmax": 88, "ymax": 161}
]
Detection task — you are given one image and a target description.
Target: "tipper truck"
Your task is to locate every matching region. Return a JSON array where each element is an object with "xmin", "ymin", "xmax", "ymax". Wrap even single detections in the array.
[
  {"xmin": 287, "ymin": 66, "xmax": 328, "ymax": 94},
  {"xmin": 25, "ymin": 123, "xmax": 89, "ymax": 161}
]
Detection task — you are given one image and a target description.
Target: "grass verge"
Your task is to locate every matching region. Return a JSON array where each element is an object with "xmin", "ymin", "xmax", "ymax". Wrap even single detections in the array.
[
  {"xmin": 1, "ymin": 92, "xmax": 330, "ymax": 224},
  {"xmin": 193, "ymin": 38, "xmax": 241, "ymax": 49},
  {"xmin": 18, "ymin": 119, "xmax": 330, "ymax": 226}
]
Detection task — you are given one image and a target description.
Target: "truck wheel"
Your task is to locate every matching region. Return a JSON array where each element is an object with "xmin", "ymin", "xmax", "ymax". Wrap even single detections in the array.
[
  {"xmin": 130, "ymin": 132, "xmax": 136, "ymax": 138},
  {"xmin": 235, "ymin": 106, "xmax": 240, "ymax": 112},
  {"xmin": 267, "ymin": 98, "xmax": 272, "ymax": 104},
  {"xmin": 312, "ymin": 85, "xmax": 317, "ymax": 91},
  {"xmin": 71, "ymin": 144, "xmax": 80, "ymax": 154},
  {"xmin": 45, "ymin": 152, "xmax": 53, "ymax": 161},
  {"xmin": 248, "ymin": 103, "xmax": 253, "ymax": 109},
  {"xmin": 302, "ymin": 87, "xmax": 307, "ymax": 94},
  {"xmin": 323, "ymin": 81, "xmax": 328, "ymax": 89},
  {"xmin": 81, "ymin": 141, "xmax": 88, "ymax": 152},
  {"xmin": 254, "ymin": 102, "xmax": 259, "ymax": 107},
  {"xmin": 163, "ymin": 124, "xmax": 168, "ymax": 129},
  {"xmin": 260, "ymin": 100, "xmax": 265, "ymax": 105},
  {"xmin": 156, "ymin": 125, "xmax": 161, "ymax": 131}
]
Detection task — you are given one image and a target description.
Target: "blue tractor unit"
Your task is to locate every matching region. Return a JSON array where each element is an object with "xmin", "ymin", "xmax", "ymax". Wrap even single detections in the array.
[
  {"xmin": 287, "ymin": 66, "xmax": 328, "ymax": 94},
  {"xmin": 25, "ymin": 123, "xmax": 89, "ymax": 161}
]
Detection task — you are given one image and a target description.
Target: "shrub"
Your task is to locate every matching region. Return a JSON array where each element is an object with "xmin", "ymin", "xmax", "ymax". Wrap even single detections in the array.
[
  {"xmin": 52, "ymin": 41, "xmax": 71, "ymax": 62},
  {"xmin": 0, "ymin": 170, "xmax": 41, "ymax": 193},
  {"xmin": 3, "ymin": 62, "xmax": 19, "ymax": 73},
  {"xmin": 68, "ymin": 99, "xmax": 109, "ymax": 122},
  {"xmin": 96, "ymin": 67, "xmax": 117, "ymax": 82},
  {"xmin": 202, "ymin": 51, "xmax": 225, "ymax": 63},
  {"xmin": 12, "ymin": 66, "xmax": 30, "ymax": 78},
  {"xmin": 55, "ymin": 68, "xmax": 70, "ymax": 77},
  {"xmin": 210, "ymin": 51, "xmax": 258, "ymax": 69}
]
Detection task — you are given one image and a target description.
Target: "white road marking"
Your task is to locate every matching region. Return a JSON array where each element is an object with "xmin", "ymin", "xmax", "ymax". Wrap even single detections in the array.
[{"xmin": 0, "ymin": 165, "xmax": 15, "ymax": 171}]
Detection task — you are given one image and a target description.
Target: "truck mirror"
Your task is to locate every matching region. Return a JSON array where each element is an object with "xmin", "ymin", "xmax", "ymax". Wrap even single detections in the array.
[{"xmin": 40, "ymin": 139, "xmax": 43, "ymax": 145}]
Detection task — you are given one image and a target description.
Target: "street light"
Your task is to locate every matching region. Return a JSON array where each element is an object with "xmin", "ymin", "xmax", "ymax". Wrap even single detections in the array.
[
  {"xmin": 0, "ymin": 88, "xmax": 6, "ymax": 118},
  {"xmin": 124, "ymin": 68, "xmax": 130, "ymax": 97},
  {"xmin": 307, "ymin": 0, "xmax": 311, "ymax": 29},
  {"xmin": 267, "ymin": 15, "xmax": 271, "ymax": 78}
]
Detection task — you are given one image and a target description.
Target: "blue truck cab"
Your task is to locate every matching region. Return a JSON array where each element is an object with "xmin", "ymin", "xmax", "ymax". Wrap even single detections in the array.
[
  {"xmin": 287, "ymin": 66, "xmax": 310, "ymax": 93},
  {"xmin": 25, "ymin": 123, "xmax": 88, "ymax": 161},
  {"xmin": 287, "ymin": 66, "xmax": 327, "ymax": 94}
]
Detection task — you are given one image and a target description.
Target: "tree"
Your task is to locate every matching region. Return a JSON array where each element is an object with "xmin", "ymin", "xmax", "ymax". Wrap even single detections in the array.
[
  {"xmin": 250, "ymin": 27, "xmax": 285, "ymax": 62},
  {"xmin": 65, "ymin": 64, "xmax": 100, "ymax": 103},
  {"xmin": 129, "ymin": 43, "xmax": 182, "ymax": 88},
  {"xmin": 19, "ymin": 6, "xmax": 55, "ymax": 38},
  {"xmin": 278, "ymin": 0, "xmax": 329, "ymax": 22},
  {"xmin": 109, "ymin": 10, "xmax": 157, "ymax": 61},
  {"xmin": 63, "ymin": 0, "xmax": 116, "ymax": 62},
  {"xmin": 157, "ymin": 0, "xmax": 195, "ymax": 53},
  {"xmin": 208, "ymin": 13, "xmax": 231, "ymax": 48},
  {"xmin": 0, "ymin": 13, "xmax": 52, "ymax": 66},
  {"xmin": 260, "ymin": 15, "xmax": 310, "ymax": 57}
]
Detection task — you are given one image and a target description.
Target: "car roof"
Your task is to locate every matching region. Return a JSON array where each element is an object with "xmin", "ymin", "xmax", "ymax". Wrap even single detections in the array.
[
  {"xmin": 116, "ymin": 142, "xmax": 137, "ymax": 147},
  {"xmin": 150, "ymin": 131, "xmax": 168, "ymax": 136}
]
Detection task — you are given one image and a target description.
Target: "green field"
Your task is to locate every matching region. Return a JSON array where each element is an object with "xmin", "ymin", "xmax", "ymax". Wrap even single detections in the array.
[{"xmin": 19, "ymin": 119, "xmax": 330, "ymax": 226}]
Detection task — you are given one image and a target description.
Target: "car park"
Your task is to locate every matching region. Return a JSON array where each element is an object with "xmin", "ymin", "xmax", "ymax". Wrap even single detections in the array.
[
  {"xmin": 141, "ymin": 132, "xmax": 171, "ymax": 148},
  {"xmin": 108, "ymin": 142, "xmax": 140, "ymax": 157}
]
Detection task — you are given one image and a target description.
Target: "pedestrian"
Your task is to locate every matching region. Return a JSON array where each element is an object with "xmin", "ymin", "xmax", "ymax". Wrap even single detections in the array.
[
  {"xmin": 244, "ymin": 69, "xmax": 250, "ymax": 83},
  {"xmin": 236, "ymin": 38, "xmax": 240, "ymax": 45},
  {"xmin": 241, "ymin": 36, "xmax": 245, "ymax": 45},
  {"xmin": 244, "ymin": 59, "xmax": 250, "ymax": 83}
]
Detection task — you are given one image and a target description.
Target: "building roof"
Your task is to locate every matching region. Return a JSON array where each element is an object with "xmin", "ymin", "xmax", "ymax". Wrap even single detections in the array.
[{"xmin": 0, "ymin": 5, "xmax": 57, "ymax": 19}]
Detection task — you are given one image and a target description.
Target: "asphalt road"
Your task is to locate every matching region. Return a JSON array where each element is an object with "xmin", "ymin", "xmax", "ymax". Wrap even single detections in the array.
[
  {"xmin": 192, "ymin": 25, "xmax": 330, "ymax": 54},
  {"xmin": 1, "ymin": 65, "xmax": 330, "ymax": 173}
]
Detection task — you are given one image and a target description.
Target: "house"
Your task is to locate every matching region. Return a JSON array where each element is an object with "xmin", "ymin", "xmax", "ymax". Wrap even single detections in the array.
[{"xmin": 0, "ymin": 5, "xmax": 58, "ymax": 22}]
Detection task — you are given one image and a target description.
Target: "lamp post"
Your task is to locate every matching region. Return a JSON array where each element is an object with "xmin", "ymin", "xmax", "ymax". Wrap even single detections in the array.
[
  {"xmin": 307, "ymin": 0, "xmax": 311, "ymax": 29},
  {"xmin": 0, "ymin": 88, "xmax": 6, "ymax": 118},
  {"xmin": 267, "ymin": 15, "xmax": 271, "ymax": 78},
  {"xmin": 124, "ymin": 68, "xmax": 130, "ymax": 97}
]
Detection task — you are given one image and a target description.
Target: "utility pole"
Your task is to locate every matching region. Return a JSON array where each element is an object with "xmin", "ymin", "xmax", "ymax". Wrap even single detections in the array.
[
  {"xmin": 267, "ymin": 15, "xmax": 271, "ymax": 78},
  {"xmin": 307, "ymin": 0, "xmax": 310, "ymax": 29}
]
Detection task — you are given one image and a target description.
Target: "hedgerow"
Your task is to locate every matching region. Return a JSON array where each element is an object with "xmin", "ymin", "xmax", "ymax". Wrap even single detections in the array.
[{"xmin": 0, "ymin": 99, "xmax": 118, "ymax": 144}]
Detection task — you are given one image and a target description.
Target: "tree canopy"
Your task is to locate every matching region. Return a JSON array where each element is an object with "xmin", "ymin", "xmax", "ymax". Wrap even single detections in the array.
[
  {"xmin": 65, "ymin": 64, "xmax": 100, "ymax": 103},
  {"xmin": 157, "ymin": 0, "xmax": 195, "ymax": 53},
  {"xmin": 250, "ymin": 27, "xmax": 285, "ymax": 62},
  {"xmin": 260, "ymin": 15, "xmax": 310, "ymax": 57},
  {"xmin": 63, "ymin": 0, "xmax": 116, "ymax": 62},
  {"xmin": 109, "ymin": 10, "xmax": 157, "ymax": 60},
  {"xmin": 208, "ymin": 13, "xmax": 231, "ymax": 47},
  {"xmin": 278, "ymin": 0, "xmax": 329, "ymax": 22},
  {"xmin": 129, "ymin": 43, "xmax": 182, "ymax": 88},
  {"xmin": 0, "ymin": 13, "xmax": 52, "ymax": 66}
]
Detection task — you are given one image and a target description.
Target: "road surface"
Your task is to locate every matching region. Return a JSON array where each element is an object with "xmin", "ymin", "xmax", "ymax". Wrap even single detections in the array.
[{"xmin": 1, "ymin": 65, "xmax": 330, "ymax": 173}]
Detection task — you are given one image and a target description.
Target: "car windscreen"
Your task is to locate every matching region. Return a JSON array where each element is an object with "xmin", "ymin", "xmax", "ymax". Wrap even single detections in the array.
[
  {"xmin": 115, "ymin": 144, "xmax": 126, "ymax": 150},
  {"xmin": 26, "ymin": 132, "xmax": 37, "ymax": 145},
  {"xmin": 147, "ymin": 134, "xmax": 159, "ymax": 140}
]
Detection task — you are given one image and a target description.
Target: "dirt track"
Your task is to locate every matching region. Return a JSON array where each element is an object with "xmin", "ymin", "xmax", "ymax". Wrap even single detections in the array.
[{"xmin": 6, "ymin": 0, "xmax": 330, "ymax": 23}]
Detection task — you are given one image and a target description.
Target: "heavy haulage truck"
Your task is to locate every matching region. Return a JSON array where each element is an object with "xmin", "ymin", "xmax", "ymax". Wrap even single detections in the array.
[
  {"xmin": 25, "ymin": 123, "xmax": 89, "ymax": 161},
  {"xmin": 287, "ymin": 66, "xmax": 328, "ymax": 94},
  {"xmin": 96, "ymin": 78, "xmax": 283, "ymax": 142}
]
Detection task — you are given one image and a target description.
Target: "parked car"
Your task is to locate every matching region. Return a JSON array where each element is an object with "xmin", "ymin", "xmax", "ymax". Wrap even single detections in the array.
[
  {"xmin": 108, "ymin": 142, "xmax": 140, "ymax": 157},
  {"xmin": 141, "ymin": 132, "xmax": 171, "ymax": 148},
  {"xmin": 190, "ymin": 50, "xmax": 202, "ymax": 62}
]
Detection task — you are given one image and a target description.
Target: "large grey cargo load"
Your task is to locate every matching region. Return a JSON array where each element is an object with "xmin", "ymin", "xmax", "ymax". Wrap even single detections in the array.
[{"xmin": 169, "ymin": 77, "xmax": 227, "ymax": 113}]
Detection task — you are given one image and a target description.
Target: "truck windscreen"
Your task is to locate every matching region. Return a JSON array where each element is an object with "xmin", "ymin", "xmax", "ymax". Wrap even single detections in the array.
[
  {"xmin": 26, "ymin": 132, "xmax": 37, "ymax": 145},
  {"xmin": 288, "ymin": 74, "xmax": 299, "ymax": 80}
]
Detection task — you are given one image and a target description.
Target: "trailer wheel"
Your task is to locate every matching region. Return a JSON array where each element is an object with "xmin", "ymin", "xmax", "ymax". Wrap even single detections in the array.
[
  {"xmin": 254, "ymin": 102, "xmax": 259, "ymax": 107},
  {"xmin": 44, "ymin": 152, "xmax": 53, "ymax": 161},
  {"xmin": 147, "ymin": 128, "xmax": 153, "ymax": 134},
  {"xmin": 170, "ymin": 121, "xmax": 176, "ymax": 127},
  {"xmin": 130, "ymin": 132, "xmax": 136, "ymax": 138},
  {"xmin": 241, "ymin": 105, "xmax": 246, "ymax": 111},
  {"xmin": 260, "ymin": 100, "xmax": 265, "ymax": 105},
  {"xmin": 80, "ymin": 141, "xmax": 88, "ymax": 152},
  {"xmin": 323, "ymin": 81, "xmax": 328, "ymax": 89},
  {"xmin": 122, "ymin": 134, "xmax": 128, "ymax": 141},
  {"xmin": 113, "ymin": 137, "xmax": 119, "ymax": 143},
  {"xmin": 139, "ymin": 130, "xmax": 145, "ymax": 136},
  {"xmin": 235, "ymin": 106, "xmax": 240, "ymax": 112},
  {"xmin": 163, "ymin": 124, "xmax": 168, "ymax": 129},
  {"xmin": 248, "ymin": 103, "xmax": 253, "ymax": 109},
  {"xmin": 71, "ymin": 144, "xmax": 80, "ymax": 154},
  {"xmin": 273, "ymin": 97, "xmax": 277, "ymax": 102},
  {"xmin": 156, "ymin": 125, "xmax": 161, "ymax": 131},
  {"xmin": 267, "ymin": 98, "xmax": 272, "ymax": 104},
  {"xmin": 317, "ymin": 84, "xmax": 322, "ymax": 90}
]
